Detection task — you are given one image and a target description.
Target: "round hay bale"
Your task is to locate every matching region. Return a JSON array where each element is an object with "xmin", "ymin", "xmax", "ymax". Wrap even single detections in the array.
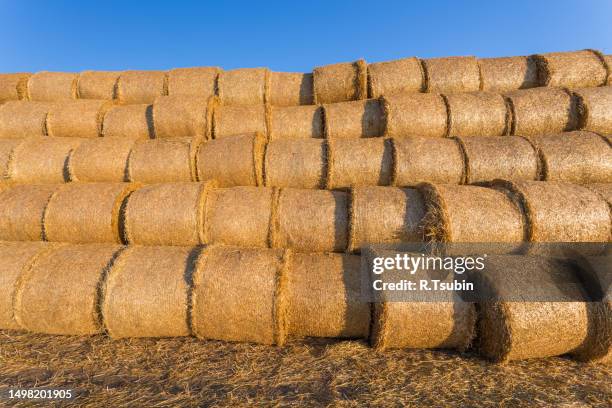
[
  {"xmin": 103, "ymin": 104, "xmax": 154, "ymax": 140},
  {"xmin": 0, "ymin": 241, "xmax": 50, "ymax": 330},
  {"xmin": 0, "ymin": 101, "xmax": 50, "ymax": 138},
  {"xmin": 77, "ymin": 71, "xmax": 120, "ymax": 100},
  {"xmin": 505, "ymin": 87, "xmax": 579, "ymax": 136},
  {"xmin": 14, "ymin": 243, "xmax": 121, "ymax": 335},
  {"xmin": 197, "ymin": 133, "xmax": 265, "ymax": 187},
  {"xmin": 204, "ymin": 186, "xmax": 273, "ymax": 248},
  {"xmin": 383, "ymin": 93, "xmax": 447, "ymax": 138},
  {"xmin": 0, "ymin": 73, "xmax": 31, "ymax": 102},
  {"xmin": 0, "ymin": 184, "xmax": 59, "ymax": 241},
  {"xmin": 46, "ymin": 100, "xmax": 112, "ymax": 138},
  {"xmin": 128, "ymin": 138, "xmax": 194, "ymax": 183},
  {"xmin": 192, "ymin": 246, "xmax": 288, "ymax": 345},
  {"xmin": 269, "ymin": 72, "xmax": 314, "ymax": 106},
  {"xmin": 585, "ymin": 183, "xmax": 612, "ymax": 206},
  {"xmin": 102, "ymin": 245, "xmax": 200, "ymax": 338},
  {"xmin": 606, "ymin": 55, "xmax": 612, "ymax": 85},
  {"xmin": 457, "ymin": 135, "xmax": 539, "ymax": 184},
  {"xmin": 313, "ymin": 60, "xmax": 367, "ymax": 104},
  {"xmin": 264, "ymin": 139, "xmax": 326, "ymax": 189},
  {"xmin": 8, "ymin": 137, "xmax": 83, "ymax": 183},
  {"xmin": 27, "ymin": 71, "xmax": 78, "ymax": 101},
  {"xmin": 44, "ymin": 183, "xmax": 138, "ymax": 244},
  {"xmin": 69, "ymin": 138, "xmax": 135, "ymax": 182},
  {"xmin": 422, "ymin": 56, "xmax": 480, "ymax": 93},
  {"xmin": 286, "ymin": 252, "xmax": 369, "ymax": 338},
  {"xmin": 217, "ymin": 68, "xmax": 269, "ymax": 106},
  {"xmin": 271, "ymin": 188, "xmax": 349, "ymax": 252},
  {"xmin": 574, "ymin": 86, "xmax": 612, "ymax": 134},
  {"xmin": 213, "ymin": 103, "xmax": 267, "ymax": 139},
  {"xmin": 268, "ymin": 105, "xmax": 323, "ymax": 140},
  {"xmin": 535, "ymin": 50, "xmax": 607, "ymax": 88},
  {"xmin": 124, "ymin": 181, "xmax": 213, "ymax": 246},
  {"xmin": 153, "ymin": 95, "xmax": 211, "ymax": 140},
  {"xmin": 528, "ymin": 131, "xmax": 612, "ymax": 184},
  {"xmin": 478, "ymin": 56, "xmax": 539, "ymax": 92},
  {"xmin": 499, "ymin": 180, "xmax": 611, "ymax": 242},
  {"xmin": 327, "ymin": 138, "xmax": 393, "ymax": 189},
  {"xmin": 471, "ymin": 255, "xmax": 591, "ymax": 362},
  {"xmin": 420, "ymin": 183, "xmax": 526, "ymax": 243},
  {"xmin": 116, "ymin": 70, "xmax": 166, "ymax": 104},
  {"xmin": 324, "ymin": 99, "xmax": 385, "ymax": 139},
  {"xmin": 0, "ymin": 139, "xmax": 21, "ymax": 179},
  {"xmin": 166, "ymin": 67, "xmax": 219, "ymax": 98},
  {"xmin": 349, "ymin": 187, "xmax": 426, "ymax": 252},
  {"xmin": 367, "ymin": 57, "xmax": 424, "ymax": 98},
  {"xmin": 444, "ymin": 92, "xmax": 509, "ymax": 137},
  {"xmin": 393, "ymin": 137, "xmax": 464, "ymax": 186}
]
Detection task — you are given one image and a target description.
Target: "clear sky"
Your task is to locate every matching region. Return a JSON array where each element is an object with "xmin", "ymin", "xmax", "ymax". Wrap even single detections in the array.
[{"xmin": 1, "ymin": 0, "xmax": 610, "ymax": 73}]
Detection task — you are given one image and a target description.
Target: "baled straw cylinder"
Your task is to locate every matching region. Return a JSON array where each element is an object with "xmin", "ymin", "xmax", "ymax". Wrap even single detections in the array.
[
  {"xmin": 44, "ymin": 183, "xmax": 138, "ymax": 244},
  {"xmin": 14, "ymin": 244, "xmax": 121, "ymax": 335},
  {"xmin": 69, "ymin": 138, "xmax": 135, "ymax": 182},
  {"xmin": 471, "ymin": 255, "xmax": 591, "ymax": 362},
  {"xmin": 528, "ymin": 131, "xmax": 612, "ymax": 184},
  {"xmin": 0, "ymin": 184, "xmax": 59, "ymax": 241},
  {"xmin": 535, "ymin": 50, "xmax": 607, "ymax": 88},
  {"xmin": 349, "ymin": 187, "xmax": 425, "ymax": 252},
  {"xmin": 444, "ymin": 92, "xmax": 509, "ymax": 137},
  {"xmin": 286, "ymin": 252, "xmax": 369, "ymax": 338},
  {"xmin": 393, "ymin": 137, "xmax": 464, "ymax": 185},
  {"xmin": 192, "ymin": 246, "xmax": 288, "ymax": 345},
  {"xmin": 0, "ymin": 139, "xmax": 20, "ymax": 179},
  {"xmin": 197, "ymin": 133, "xmax": 265, "ymax": 187},
  {"xmin": 8, "ymin": 137, "xmax": 83, "ymax": 183},
  {"xmin": 123, "ymin": 182, "xmax": 212, "ymax": 246},
  {"xmin": 478, "ymin": 56, "xmax": 539, "ymax": 92},
  {"xmin": 102, "ymin": 245, "xmax": 199, "ymax": 338},
  {"xmin": 606, "ymin": 55, "xmax": 612, "ymax": 85},
  {"xmin": 383, "ymin": 93, "xmax": 447, "ymax": 138},
  {"xmin": 458, "ymin": 136, "xmax": 539, "ymax": 184},
  {"xmin": 166, "ymin": 67, "xmax": 219, "ymax": 98},
  {"xmin": 0, "ymin": 101, "xmax": 50, "ymax": 138},
  {"xmin": 153, "ymin": 95, "xmax": 211, "ymax": 140},
  {"xmin": 0, "ymin": 241, "xmax": 50, "ymax": 330},
  {"xmin": 128, "ymin": 138, "xmax": 194, "ymax": 183},
  {"xmin": 327, "ymin": 138, "xmax": 393, "ymax": 189},
  {"xmin": 420, "ymin": 184, "xmax": 526, "ymax": 243},
  {"xmin": 574, "ymin": 86, "xmax": 612, "ymax": 134},
  {"xmin": 498, "ymin": 181, "xmax": 611, "ymax": 242},
  {"xmin": 264, "ymin": 139, "xmax": 326, "ymax": 189},
  {"xmin": 103, "ymin": 104, "xmax": 154, "ymax": 139},
  {"xmin": 585, "ymin": 183, "xmax": 612, "ymax": 206},
  {"xmin": 367, "ymin": 57, "xmax": 424, "ymax": 98},
  {"xmin": 0, "ymin": 73, "xmax": 30, "ymax": 102},
  {"xmin": 204, "ymin": 186, "xmax": 273, "ymax": 248},
  {"xmin": 217, "ymin": 68, "xmax": 269, "ymax": 106},
  {"xmin": 324, "ymin": 99, "xmax": 385, "ymax": 139},
  {"xmin": 116, "ymin": 70, "xmax": 166, "ymax": 104},
  {"xmin": 213, "ymin": 104, "xmax": 267, "ymax": 139},
  {"xmin": 27, "ymin": 71, "xmax": 78, "ymax": 101},
  {"xmin": 272, "ymin": 188, "xmax": 349, "ymax": 252},
  {"xmin": 46, "ymin": 100, "xmax": 112, "ymax": 138},
  {"xmin": 313, "ymin": 60, "xmax": 367, "ymax": 104},
  {"xmin": 269, "ymin": 72, "xmax": 314, "ymax": 106},
  {"xmin": 268, "ymin": 105, "xmax": 324, "ymax": 140},
  {"xmin": 77, "ymin": 71, "xmax": 120, "ymax": 100},
  {"xmin": 505, "ymin": 87, "xmax": 579, "ymax": 136},
  {"xmin": 422, "ymin": 56, "xmax": 481, "ymax": 93}
]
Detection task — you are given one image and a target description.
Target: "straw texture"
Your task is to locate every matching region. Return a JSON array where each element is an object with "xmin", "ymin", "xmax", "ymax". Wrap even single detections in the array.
[
  {"xmin": 478, "ymin": 56, "xmax": 539, "ymax": 92},
  {"xmin": 128, "ymin": 138, "xmax": 194, "ymax": 183},
  {"xmin": 327, "ymin": 138, "xmax": 393, "ymax": 189},
  {"xmin": 286, "ymin": 252, "xmax": 369, "ymax": 338},
  {"xmin": 8, "ymin": 137, "xmax": 83, "ymax": 183},
  {"xmin": 324, "ymin": 99, "xmax": 384, "ymax": 139},
  {"xmin": 217, "ymin": 68, "xmax": 269, "ymax": 106},
  {"xmin": 44, "ymin": 183, "xmax": 138, "ymax": 244},
  {"xmin": 103, "ymin": 104, "xmax": 154, "ymax": 140},
  {"xmin": 213, "ymin": 103, "xmax": 267, "ymax": 139},
  {"xmin": 192, "ymin": 246, "xmax": 288, "ymax": 345},
  {"xmin": 423, "ymin": 56, "xmax": 480, "ymax": 93},
  {"xmin": 0, "ymin": 101, "xmax": 50, "ymax": 138},
  {"xmin": 536, "ymin": 50, "xmax": 607, "ymax": 88},
  {"xmin": 46, "ymin": 100, "xmax": 111, "ymax": 138},
  {"xmin": 153, "ymin": 95, "xmax": 210, "ymax": 139},
  {"xmin": 269, "ymin": 72, "xmax": 314, "ymax": 106},
  {"xmin": 77, "ymin": 71, "xmax": 119, "ymax": 100},
  {"xmin": 585, "ymin": 183, "xmax": 612, "ymax": 206},
  {"xmin": 349, "ymin": 187, "xmax": 425, "ymax": 252},
  {"xmin": 313, "ymin": 60, "xmax": 367, "ymax": 104},
  {"xmin": 69, "ymin": 138, "xmax": 134, "ymax": 182},
  {"xmin": 27, "ymin": 72, "xmax": 78, "ymax": 101},
  {"xmin": 264, "ymin": 139, "xmax": 326, "ymax": 189},
  {"xmin": 383, "ymin": 93, "xmax": 447, "ymax": 138},
  {"xmin": 393, "ymin": 137, "xmax": 464, "ymax": 185},
  {"xmin": 103, "ymin": 246, "xmax": 198, "ymax": 338},
  {"xmin": 0, "ymin": 139, "xmax": 20, "ymax": 179},
  {"xmin": 445, "ymin": 92, "xmax": 509, "ymax": 137},
  {"xmin": 268, "ymin": 105, "xmax": 323, "ymax": 140},
  {"xmin": 0, "ymin": 73, "xmax": 30, "ymax": 102},
  {"xmin": 367, "ymin": 57, "xmax": 424, "ymax": 98},
  {"xmin": 0, "ymin": 184, "xmax": 59, "ymax": 241},
  {"xmin": 116, "ymin": 70, "xmax": 166, "ymax": 104},
  {"xmin": 574, "ymin": 86, "xmax": 612, "ymax": 134},
  {"xmin": 167, "ymin": 67, "xmax": 219, "ymax": 98}
]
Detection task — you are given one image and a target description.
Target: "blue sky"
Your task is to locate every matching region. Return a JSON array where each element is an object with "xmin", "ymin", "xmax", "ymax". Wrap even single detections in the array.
[{"xmin": 1, "ymin": 1, "xmax": 610, "ymax": 72}]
